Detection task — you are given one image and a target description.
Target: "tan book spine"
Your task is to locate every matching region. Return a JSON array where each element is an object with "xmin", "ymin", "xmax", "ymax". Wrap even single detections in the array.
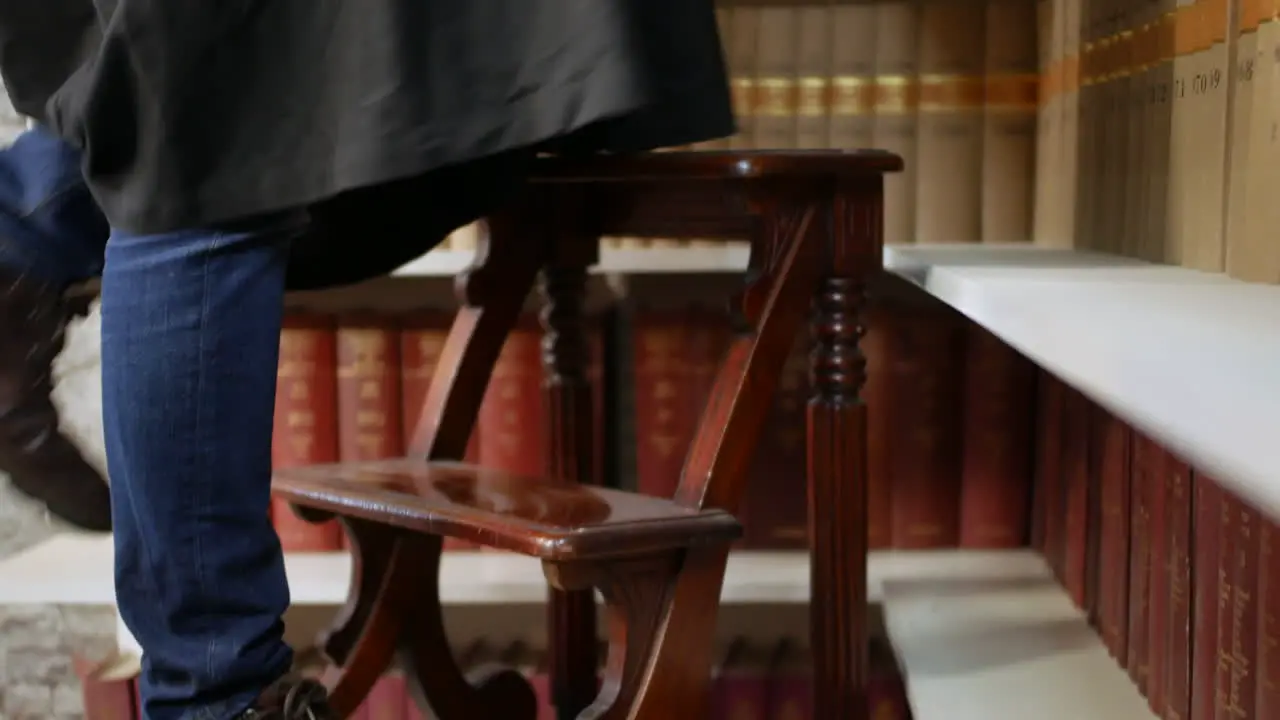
[
  {"xmin": 1125, "ymin": 0, "xmax": 1156, "ymax": 262},
  {"xmin": 873, "ymin": 0, "xmax": 923, "ymax": 245},
  {"xmin": 915, "ymin": 0, "xmax": 987, "ymax": 245},
  {"xmin": 982, "ymin": 0, "xmax": 1040, "ymax": 243},
  {"xmin": 728, "ymin": 7, "xmax": 761, "ymax": 150},
  {"xmin": 1166, "ymin": 0, "xmax": 1197, "ymax": 264},
  {"xmin": 795, "ymin": 6, "xmax": 834, "ymax": 150},
  {"xmin": 1108, "ymin": 0, "xmax": 1138, "ymax": 259},
  {"xmin": 754, "ymin": 7, "xmax": 799, "ymax": 151},
  {"xmin": 1074, "ymin": 0, "xmax": 1100, "ymax": 252},
  {"xmin": 1060, "ymin": 0, "xmax": 1084, "ymax": 248},
  {"xmin": 1131, "ymin": 0, "xmax": 1151, "ymax": 261},
  {"xmin": 1144, "ymin": 3, "xmax": 1177, "ymax": 263},
  {"xmin": 1183, "ymin": 0, "xmax": 1234, "ymax": 271},
  {"xmin": 828, "ymin": 4, "xmax": 879, "ymax": 151},
  {"xmin": 1033, "ymin": 0, "xmax": 1058, "ymax": 244},
  {"xmin": 1224, "ymin": 0, "xmax": 1260, "ymax": 279},
  {"xmin": 1254, "ymin": 0, "xmax": 1280, "ymax": 282}
]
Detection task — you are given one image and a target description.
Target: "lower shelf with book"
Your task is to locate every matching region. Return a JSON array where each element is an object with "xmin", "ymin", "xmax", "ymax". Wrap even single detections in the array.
[
  {"xmin": 881, "ymin": 550, "xmax": 1156, "ymax": 720},
  {"xmin": 82, "ymin": 549, "xmax": 1157, "ymax": 720},
  {"xmin": 77, "ymin": 632, "xmax": 912, "ymax": 720}
]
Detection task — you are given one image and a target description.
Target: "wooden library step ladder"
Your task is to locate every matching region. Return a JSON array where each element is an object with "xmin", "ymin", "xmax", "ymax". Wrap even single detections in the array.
[{"xmin": 272, "ymin": 150, "xmax": 902, "ymax": 719}]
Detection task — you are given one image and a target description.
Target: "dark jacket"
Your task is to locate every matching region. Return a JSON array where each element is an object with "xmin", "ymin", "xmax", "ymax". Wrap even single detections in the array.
[{"xmin": 0, "ymin": 0, "xmax": 734, "ymax": 289}]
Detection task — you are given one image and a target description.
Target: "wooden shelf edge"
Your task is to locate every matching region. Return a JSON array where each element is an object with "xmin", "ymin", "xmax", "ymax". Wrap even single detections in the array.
[
  {"xmin": 885, "ymin": 243, "xmax": 1280, "ymax": 521},
  {"xmin": 880, "ymin": 549, "xmax": 1156, "ymax": 720}
]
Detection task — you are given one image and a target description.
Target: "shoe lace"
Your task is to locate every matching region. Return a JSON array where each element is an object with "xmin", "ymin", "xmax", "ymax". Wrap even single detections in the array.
[{"xmin": 281, "ymin": 680, "xmax": 330, "ymax": 719}]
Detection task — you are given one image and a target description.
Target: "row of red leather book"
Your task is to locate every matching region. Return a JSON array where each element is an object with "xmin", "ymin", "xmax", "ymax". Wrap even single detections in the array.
[
  {"xmin": 268, "ymin": 311, "xmax": 606, "ymax": 553},
  {"xmin": 635, "ymin": 284, "xmax": 1039, "ymax": 551},
  {"xmin": 273, "ymin": 281, "xmax": 1041, "ymax": 555},
  {"xmin": 1034, "ymin": 371, "xmax": 1279, "ymax": 719},
  {"xmin": 73, "ymin": 635, "xmax": 911, "ymax": 719}
]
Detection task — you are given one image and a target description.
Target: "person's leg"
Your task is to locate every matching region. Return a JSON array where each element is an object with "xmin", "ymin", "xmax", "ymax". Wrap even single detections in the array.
[
  {"xmin": 0, "ymin": 126, "xmax": 112, "ymax": 530},
  {"xmin": 101, "ymin": 213, "xmax": 327, "ymax": 720}
]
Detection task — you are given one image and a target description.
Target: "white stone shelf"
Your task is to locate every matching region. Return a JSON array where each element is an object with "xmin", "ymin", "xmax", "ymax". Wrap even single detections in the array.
[
  {"xmin": 0, "ymin": 533, "xmax": 811, "ymax": 606},
  {"xmin": 392, "ymin": 243, "xmax": 752, "ymax": 277},
  {"xmin": 886, "ymin": 243, "xmax": 1280, "ymax": 525},
  {"xmin": 881, "ymin": 548, "xmax": 1156, "ymax": 720},
  {"xmin": 0, "ymin": 532, "xmax": 1037, "ymax": 607}
]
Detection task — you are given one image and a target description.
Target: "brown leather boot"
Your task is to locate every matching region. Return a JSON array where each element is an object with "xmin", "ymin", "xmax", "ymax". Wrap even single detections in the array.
[
  {"xmin": 0, "ymin": 266, "xmax": 111, "ymax": 531},
  {"xmin": 235, "ymin": 676, "xmax": 335, "ymax": 719}
]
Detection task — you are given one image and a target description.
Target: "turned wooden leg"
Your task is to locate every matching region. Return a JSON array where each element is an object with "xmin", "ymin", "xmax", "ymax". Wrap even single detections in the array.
[
  {"xmin": 806, "ymin": 181, "xmax": 883, "ymax": 719},
  {"xmin": 540, "ymin": 220, "xmax": 601, "ymax": 719}
]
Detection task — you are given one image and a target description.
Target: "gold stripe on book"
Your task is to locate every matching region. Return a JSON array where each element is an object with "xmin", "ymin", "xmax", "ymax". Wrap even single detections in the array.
[
  {"xmin": 755, "ymin": 77, "xmax": 797, "ymax": 118},
  {"xmin": 872, "ymin": 75, "xmax": 919, "ymax": 115},
  {"xmin": 986, "ymin": 74, "xmax": 1040, "ymax": 111},
  {"xmin": 830, "ymin": 76, "xmax": 873, "ymax": 116},
  {"xmin": 797, "ymin": 76, "xmax": 831, "ymax": 118},
  {"xmin": 917, "ymin": 75, "xmax": 986, "ymax": 112}
]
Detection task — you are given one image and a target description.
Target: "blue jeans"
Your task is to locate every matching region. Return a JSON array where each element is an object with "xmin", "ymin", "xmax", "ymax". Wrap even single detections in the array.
[{"xmin": 1, "ymin": 128, "xmax": 294, "ymax": 720}]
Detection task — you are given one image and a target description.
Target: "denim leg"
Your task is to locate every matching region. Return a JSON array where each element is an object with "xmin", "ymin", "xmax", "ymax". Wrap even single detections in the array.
[
  {"xmin": 102, "ymin": 214, "xmax": 304, "ymax": 720},
  {"xmin": 0, "ymin": 127, "xmax": 106, "ymax": 284}
]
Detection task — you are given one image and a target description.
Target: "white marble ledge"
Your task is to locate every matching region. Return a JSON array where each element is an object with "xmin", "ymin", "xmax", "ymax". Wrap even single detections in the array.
[
  {"xmin": 0, "ymin": 531, "xmax": 1039, "ymax": 608},
  {"xmin": 882, "ymin": 549, "xmax": 1156, "ymax": 720},
  {"xmin": 885, "ymin": 243, "xmax": 1280, "ymax": 525}
]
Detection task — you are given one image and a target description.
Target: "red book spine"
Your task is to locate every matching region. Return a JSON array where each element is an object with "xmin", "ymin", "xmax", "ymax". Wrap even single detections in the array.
[
  {"xmin": 1061, "ymin": 387, "xmax": 1091, "ymax": 608},
  {"xmin": 1084, "ymin": 399, "xmax": 1104, "ymax": 628},
  {"xmin": 271, "ymin": 313, "xmax": 343, "ymax": 552},
  {"xmin": 1146, "ymin": 437, "xmax": 1169, "ymax": 714},
  {"xmin": 711, "ymin": 642, "xmax": 768, "ymax": 720},
  {"xmin": 400, "ymin": 310, "xmax": 476, "ymax": 459},
  {"xmin": 1219, "ymin": 493, "xmax": 1259, "ymax": 719},
  {"xmin": 765, "ymin": 641, "xmax": 813, "ymax": 720},
  {"xmin": 744, "ymin": 336, "xmax": 809, "ymax": 549},
  {"xmin": 1034, "ymin": 372, "xmax": 1066, "ymax": 574},
  {"xmin": 336, "ymin": 314, "xmax": 405, "ymax": 551},
  {"xmin": 1211, "ymin": 488, "xmax": 1239, "ymax": 720},
  {"xmin": 336, "ymin": 314, "xmax": 405, "ymax": 462},
  {"xmin": 958, "ymin": 324, "xmax": 1035, "ymax": 548},
  {"xmin": 888, "ymin": 307, "xmax": 965, "ymax": 549},
  {"xmin": 631, "ymin": 309, "xmax": 694, "ymax": 499},
  {"xmin": 1096, "ymin": 411, "xmax": 1131, "ymax": 660},
  {"xmin": 1164, "ymin": 454, "xmax": 1193, "ymax": 720},
  {"xmin": 529, "ymin": 669, "xmax": 555, "ymax": 720},
  {"xmin": 867, "ymin": 637, "xmax": 910, "ymax": 720},
  {"xmin": 588, "ymin": 320, "xmax": 607, "ymax": 488},
  {"xmin": 365, "ymin": 671, "xmax": 407, "ymax": 719},
  {"xmin": 1255, "ymin": 514, "xmax": 1280, "ymax": 715},
  {"xmin": 477, "ymin": 315, "xmax": 543, "ymax": 477},
  {"xmin": 400, "ymin": 311, "xmax": 474, "ymax": 551},
  {"xmin": 863, "ymin": 304, "xmax": 893, "ymax": 550},
  {"xmin": 1126, "ymin": 431, "xmax": 1152, "ymax": 689},
  {"xmin": 73, "ymin": 654, "xmax": 140, "ymax": 720},
  {"xmin": 1190, "ymin": 475, "xmax": 1221, "ymax": 720}
]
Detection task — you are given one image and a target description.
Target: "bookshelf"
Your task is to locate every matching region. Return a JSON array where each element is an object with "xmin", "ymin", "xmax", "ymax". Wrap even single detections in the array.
[{"xmin": 30, "ymin": 239, "xmax": 1280, "ymax": 718}]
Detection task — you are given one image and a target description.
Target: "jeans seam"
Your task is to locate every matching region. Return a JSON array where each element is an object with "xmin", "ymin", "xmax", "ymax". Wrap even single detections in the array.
[{"xmin": 195, "ymin": 231, "xmax": 226, "ymax": 686}]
